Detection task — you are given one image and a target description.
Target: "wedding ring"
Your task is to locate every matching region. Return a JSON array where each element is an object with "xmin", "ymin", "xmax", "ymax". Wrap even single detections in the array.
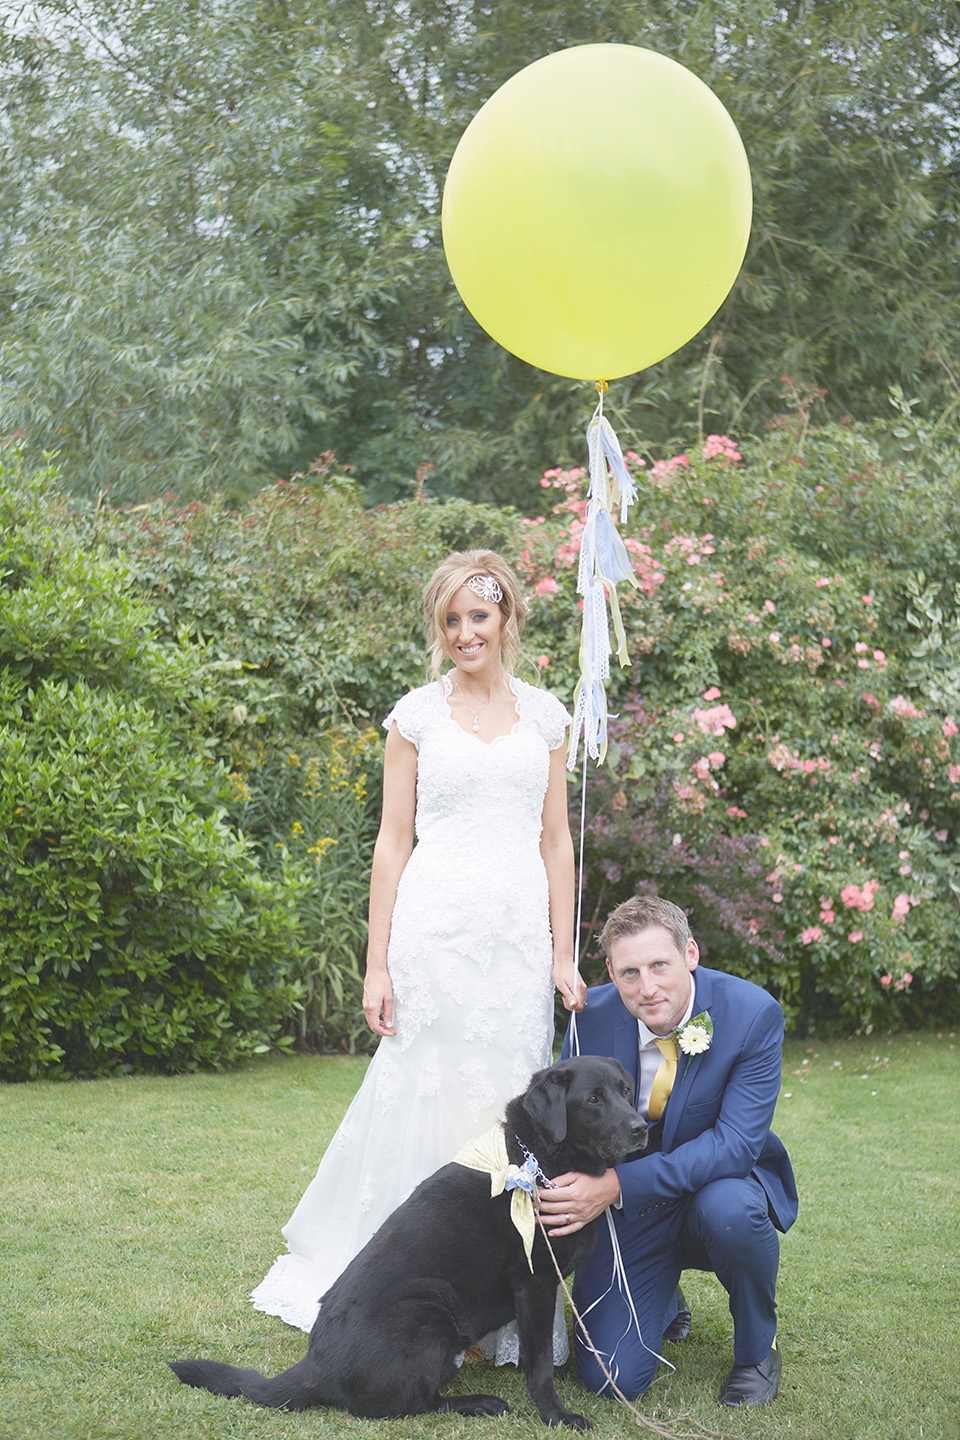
[{"xmin": 565, "ymin": 1212, "xmax": 571, "ymax": 1224}]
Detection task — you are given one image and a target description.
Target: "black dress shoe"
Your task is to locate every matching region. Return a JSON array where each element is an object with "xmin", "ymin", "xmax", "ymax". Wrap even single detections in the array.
[
  {"xmin": 663, "ymin": 1287, "xmax": 692, "ymax": 1343},
  {"xmin": 718, "ymin": 1344, "xmax": 782, "ymax": 1406}
]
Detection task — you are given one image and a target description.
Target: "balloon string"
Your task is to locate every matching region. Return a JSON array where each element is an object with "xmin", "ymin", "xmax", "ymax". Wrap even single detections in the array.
[{"xmin": 569, "ymin": 746, "xmax": 589, "ymax": 1059}]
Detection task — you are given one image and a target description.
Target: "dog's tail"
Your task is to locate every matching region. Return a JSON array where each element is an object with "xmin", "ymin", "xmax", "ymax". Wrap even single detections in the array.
[{"xmin": 169, "ymin": 1355, "xmax": 321, "ymax": 1410}]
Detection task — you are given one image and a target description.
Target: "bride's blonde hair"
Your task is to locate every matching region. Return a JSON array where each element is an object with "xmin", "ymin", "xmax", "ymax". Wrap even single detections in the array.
[{"xmin": 423, "ymin": 550, "xmax": 529, "ymax": 682}]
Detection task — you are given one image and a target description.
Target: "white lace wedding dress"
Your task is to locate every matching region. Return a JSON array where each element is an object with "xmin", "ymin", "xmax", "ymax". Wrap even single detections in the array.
[{"xmin": 251, "ymin": 674, "xmax": 570, "ymax": 1362}]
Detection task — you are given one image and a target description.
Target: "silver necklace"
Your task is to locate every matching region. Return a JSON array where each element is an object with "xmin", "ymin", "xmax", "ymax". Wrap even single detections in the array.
[{"xmin": 454, "ymin": 677, "xmax": 501, "ymax": 732}]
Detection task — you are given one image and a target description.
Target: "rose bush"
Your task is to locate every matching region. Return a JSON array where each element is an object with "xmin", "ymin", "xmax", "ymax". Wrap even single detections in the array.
[{"xmin": 519, "ymin": 403, "xmax": 960, "ymax": 1033}]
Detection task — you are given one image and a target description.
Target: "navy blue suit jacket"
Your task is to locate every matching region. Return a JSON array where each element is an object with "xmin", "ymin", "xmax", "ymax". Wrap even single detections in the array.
[{"xmin": 561, "ymin": 967, "xmax": 798, "ymax": 1232}]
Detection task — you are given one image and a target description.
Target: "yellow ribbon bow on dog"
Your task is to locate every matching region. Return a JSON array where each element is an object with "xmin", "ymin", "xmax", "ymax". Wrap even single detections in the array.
[{"xmin": 454, "ymin": 1121, "xmax": 541, "ymax": 1271}]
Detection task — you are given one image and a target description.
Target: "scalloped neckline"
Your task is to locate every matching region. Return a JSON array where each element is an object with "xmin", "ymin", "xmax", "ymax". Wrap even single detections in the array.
[{"xmin": 441, "ymin": 673, "xmax": 522, "ymax": 746}]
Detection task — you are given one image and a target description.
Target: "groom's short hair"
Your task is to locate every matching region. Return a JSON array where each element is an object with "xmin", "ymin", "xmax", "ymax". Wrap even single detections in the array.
[{"xmin": 598, "ymin": 895, "xmax": 693, "ymax": 959}]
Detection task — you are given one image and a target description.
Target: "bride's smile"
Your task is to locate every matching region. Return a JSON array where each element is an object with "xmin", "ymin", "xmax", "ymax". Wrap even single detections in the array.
[{"xmin": 443, "ymin": 585, "xmax": 505, "ymax": 676}]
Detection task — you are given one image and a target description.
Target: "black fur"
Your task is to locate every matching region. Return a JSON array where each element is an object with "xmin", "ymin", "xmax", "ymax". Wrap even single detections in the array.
[{"xmin": 170, "ymin": 1055, "xmax": 646, "ymax": 1430}]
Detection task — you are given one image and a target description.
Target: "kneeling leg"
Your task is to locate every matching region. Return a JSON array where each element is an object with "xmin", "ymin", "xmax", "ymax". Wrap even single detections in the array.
[{"xmin": 682, "ymin": 1176, "xmax": 780, "ymax": 1366}]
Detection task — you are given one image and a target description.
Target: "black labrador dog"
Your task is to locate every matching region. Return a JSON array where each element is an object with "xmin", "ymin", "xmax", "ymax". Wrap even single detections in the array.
[{"xmin": 170, "ymin": 1054, "xmax": 647, "ymax": 1430}]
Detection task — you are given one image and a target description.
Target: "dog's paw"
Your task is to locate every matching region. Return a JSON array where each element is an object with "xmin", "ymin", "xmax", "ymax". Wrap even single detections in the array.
[
  {"xmin": 439, "ymin": 1393, "xmax": 510, "ymax": 1417},
  {"xmin": 548, "ymin": 1409, "xmax": 592, "ymax": 1431}
]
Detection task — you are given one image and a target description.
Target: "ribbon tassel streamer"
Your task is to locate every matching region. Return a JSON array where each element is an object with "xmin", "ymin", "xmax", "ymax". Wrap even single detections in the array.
[{"xmin": 567, "ymin": 391, "xmax": 639, "ymax": 770}]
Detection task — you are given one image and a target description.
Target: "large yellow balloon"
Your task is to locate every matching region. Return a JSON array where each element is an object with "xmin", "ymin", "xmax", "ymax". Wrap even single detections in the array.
[{"xmin": 441, "ymin": 44, "xmax": 752, "ymax": 381}]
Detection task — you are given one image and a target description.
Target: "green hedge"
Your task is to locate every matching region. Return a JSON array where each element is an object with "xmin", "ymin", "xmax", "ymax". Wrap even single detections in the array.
[
  {"xmin": 0, "ymin": 451, "xmax": 304, "ymax": 1078},
  {"xmin": 8, "ymin": 400, "xmax": 960, "ymax": 1052}
]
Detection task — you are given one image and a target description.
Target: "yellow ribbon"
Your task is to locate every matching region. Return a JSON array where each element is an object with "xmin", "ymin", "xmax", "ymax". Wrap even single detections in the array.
[{"xmin": 454, "ymin": 1121, "xmax": 538, "ymax": 1271}]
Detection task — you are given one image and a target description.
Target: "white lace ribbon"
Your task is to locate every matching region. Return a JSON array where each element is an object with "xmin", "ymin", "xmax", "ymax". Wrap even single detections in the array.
[{"xmin": 566, "ymin": 388, "xmax": 640, "ymax": 771}]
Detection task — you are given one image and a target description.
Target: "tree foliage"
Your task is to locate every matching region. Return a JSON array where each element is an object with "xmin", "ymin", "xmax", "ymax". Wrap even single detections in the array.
[
  {"xmin": 2, "ymin": 0, "xmax": 958, "ymax": 505},
  {"xmin": 0, "ymin": 0, "xmax": 413, "ymax": 501}
]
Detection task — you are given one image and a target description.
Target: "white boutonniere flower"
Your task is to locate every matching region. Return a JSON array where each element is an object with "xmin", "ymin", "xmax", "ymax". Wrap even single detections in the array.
[{"xmin": 675, "ymin": 1010, "xmax": 714, "ymax": 1056}]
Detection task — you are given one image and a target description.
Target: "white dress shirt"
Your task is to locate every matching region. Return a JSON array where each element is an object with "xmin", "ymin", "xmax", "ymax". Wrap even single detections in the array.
[{"xmin": 635, "ymin": 974, "xmax": 696, "ymax": 1118}]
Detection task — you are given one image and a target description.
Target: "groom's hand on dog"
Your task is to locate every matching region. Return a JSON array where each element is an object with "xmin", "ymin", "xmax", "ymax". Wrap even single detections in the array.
[{"xmin": 538, "ymin": 1169, "xmax": 622, "ymax": 1235}]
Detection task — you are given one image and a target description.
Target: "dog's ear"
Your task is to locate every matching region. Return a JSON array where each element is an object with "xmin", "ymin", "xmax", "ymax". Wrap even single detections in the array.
[{"xmin": 524, "ymin": 1067, "xmax": 571, "ymax": 1146}]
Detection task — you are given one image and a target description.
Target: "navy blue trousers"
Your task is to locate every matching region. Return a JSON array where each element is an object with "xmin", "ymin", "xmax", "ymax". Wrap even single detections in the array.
[{"xmin": 572, "ymin": 1176, "xmax": 780, "ymax": 1400}]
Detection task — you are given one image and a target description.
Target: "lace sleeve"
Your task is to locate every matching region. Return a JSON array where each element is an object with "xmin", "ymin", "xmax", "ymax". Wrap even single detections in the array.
[
  {"xmin": 517, "ymin": 681, "xmax": 571, "ymax": 751},
  {"xmin": 382, "ymin": 683, "xmax": 440, "ymax": 748}
]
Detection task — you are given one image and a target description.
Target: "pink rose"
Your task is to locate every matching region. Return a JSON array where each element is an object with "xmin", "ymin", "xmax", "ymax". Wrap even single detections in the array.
[
  {"xmin": 841, "ymin": 881, "xmax": 879, "ymax": 913},
  {"xmin": 694, "ymin": 703, "xmax": 737, "ymax": 736},
  {"xmin": 892, "ymin": 893, "xmax": 910, "ymax": 922}
]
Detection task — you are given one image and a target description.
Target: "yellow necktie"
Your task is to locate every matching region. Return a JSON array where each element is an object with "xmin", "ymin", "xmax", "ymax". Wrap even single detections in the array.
[{"xmin": 648, "ymin": 1036, "xmax": 678, "ymax": 1120}]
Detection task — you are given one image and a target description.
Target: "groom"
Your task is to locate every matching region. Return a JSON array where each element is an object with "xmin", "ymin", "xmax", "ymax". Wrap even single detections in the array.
[{"xmin": 538, "ymin": 895, "xmax": 797, "ymax": 1407}]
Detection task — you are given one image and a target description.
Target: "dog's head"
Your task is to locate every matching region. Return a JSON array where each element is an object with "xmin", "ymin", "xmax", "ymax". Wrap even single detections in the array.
[{"xmin": 518, "ymin": 1055, "xmax": 648, "ymax": 1174}]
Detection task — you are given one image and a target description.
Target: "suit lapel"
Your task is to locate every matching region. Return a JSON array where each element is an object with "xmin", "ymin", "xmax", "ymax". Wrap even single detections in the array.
[{"xmin": 610, "ymin": 1011, "xmax": 640, "ymax": 1097}]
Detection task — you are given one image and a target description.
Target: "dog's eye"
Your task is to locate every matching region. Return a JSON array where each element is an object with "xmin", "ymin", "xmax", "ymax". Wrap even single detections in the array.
[{"xmin": 586, "ymin": 1093, "xmax": 600, "ymax": 1104}]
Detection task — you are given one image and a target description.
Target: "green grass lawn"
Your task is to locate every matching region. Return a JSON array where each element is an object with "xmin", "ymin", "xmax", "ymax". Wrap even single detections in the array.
[{"xmin": 2, "ymin": 1032, "xmax": 957, "ymax": 1440}]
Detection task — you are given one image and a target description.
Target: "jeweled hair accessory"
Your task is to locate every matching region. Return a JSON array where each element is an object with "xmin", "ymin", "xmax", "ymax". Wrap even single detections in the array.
[{"xmin": 465, "ymin": 573, "xmax": 503, "ymax": 604}]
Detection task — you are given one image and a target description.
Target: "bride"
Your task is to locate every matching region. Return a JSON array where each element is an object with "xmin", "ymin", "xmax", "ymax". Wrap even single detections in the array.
[{"xmin": 251, "ymin": 549, "xmax": 585, "ymax": 1361}]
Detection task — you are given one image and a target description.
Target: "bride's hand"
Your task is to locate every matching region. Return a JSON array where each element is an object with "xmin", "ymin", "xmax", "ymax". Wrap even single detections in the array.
[
  {"xmin": 552, "ymin": 960, "xmax": 587, "ymax": 1012},
  {"xmin": 362, "ymin": 970, "xmax": 396, "ymax": 1036}
]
